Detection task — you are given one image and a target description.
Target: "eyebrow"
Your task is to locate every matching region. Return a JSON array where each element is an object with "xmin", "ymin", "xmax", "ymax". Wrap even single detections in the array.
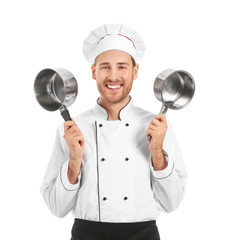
[
  {"xmin": 99, "ymin": 62, "xmax": 129, "ymax": 66},
  {"xmin": 117, "ymin": 62, "xmax": 129, "ymax": 65},
  {"xmin": 99, "ymin": 62, "xmax": 110, "ymax": 66}
]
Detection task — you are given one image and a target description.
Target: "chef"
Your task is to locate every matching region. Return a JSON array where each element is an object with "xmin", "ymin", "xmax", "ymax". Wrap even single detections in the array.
[{"xmin": 40, "ymin": 24, "xmax": 188, "ymax": 240}]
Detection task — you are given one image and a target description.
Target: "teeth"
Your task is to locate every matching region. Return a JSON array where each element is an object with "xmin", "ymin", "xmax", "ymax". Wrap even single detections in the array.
[{"xmin": 107, "ymin": 84, "xmax": 121, "ymax": 89}]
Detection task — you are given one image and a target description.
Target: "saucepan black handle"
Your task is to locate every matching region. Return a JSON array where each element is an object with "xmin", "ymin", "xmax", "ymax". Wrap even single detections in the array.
[
  {"xmin": 60, "ymin": 105, "xmax": 72, "ymax": 121},
  {"xmin": 147, "ymin": 105, "xmax": 168, "ymax": 142}
]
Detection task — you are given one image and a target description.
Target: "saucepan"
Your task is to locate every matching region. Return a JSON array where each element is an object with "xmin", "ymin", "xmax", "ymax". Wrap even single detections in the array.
[
  {"xmin": 34, "ymin": 68, "xmax": 78, "ymax": 121},
  {"xmin": 154, "ymin": 69, "xmax": 195, "ymax": 114},
  {"xmin": 147, "ymin": 69, "xmax": 195, "ymax": 141}
]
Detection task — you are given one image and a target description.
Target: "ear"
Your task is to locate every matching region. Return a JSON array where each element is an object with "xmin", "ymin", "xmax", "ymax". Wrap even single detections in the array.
[
  {"xmin": 91, "ymin": 65, "xmax": 96, "ymax": 80},
  {"xmin": 133, "ymin": 64, "xmax": 139, "ymax": 80}
]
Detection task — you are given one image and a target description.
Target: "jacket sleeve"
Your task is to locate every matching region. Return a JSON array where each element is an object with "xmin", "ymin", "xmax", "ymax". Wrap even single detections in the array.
[
  {"xmin": 40, "ymin": 125, "xmax": 81, "ymax": 218},
  {"xmin": 150, "ymin": 121, "xmax": 188, "ymax": 213}
]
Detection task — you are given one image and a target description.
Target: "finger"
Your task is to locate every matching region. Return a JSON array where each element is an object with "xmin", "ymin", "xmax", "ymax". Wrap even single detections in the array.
[
  {"xmin": 147, "ymin": 125, "xmax": 159, "ymax": 132},
  {"xmin": 146, "ymin": 128, "xmax": 159, "ymax": 136},
  {"xmin": 66, "ymin": 134, "xmax": 84, "ymax": 142},
  {"xmin": 64, "ymin": 118, "xmax": 77, "ymax": 127},
  {"xmin": 65, "ymin": 128, "xmax": 83, "ymax": 139},
  {"xmin": 64, "ymin": 125, "xmax": 83, "ymax": 137},
  {"xmin": 69, "ymin": 128, "xmax": 83, "ymax": 137},
  {"xmin": 147, "ymin": 122, "xmax": 167, "ymax": 135},
  {"xmin": 146, "ymin": 130, "xmax": 150, "ymax": 138},
  {"xmin": 71, "ymin": 118, "xmax": 78, "ymax": 126},
  {"xmin": 64, "ymin": 120, "xmax": 74, "ymax": 131},
  {"xmin": 151, "ymin": 117, "xmax": 161, "ymax": 126},
  {"xmin": 64, "ymin": 120, "xmax": 78, "ymax": 132},
  {"xmin": 71, "ymin": 134, "xmax": 85, "ymax": 146},
  {"xmin": 64, "ymin": 125, "xmax": 77, "ymax": 134},
  {"xmin": 146, "ymin": 128, "xmax": 155, "ymax": 137},
  {"xmin": 155, "ymin": 114, "xmax": 167, "ymax": 123},
  {"xmin": 76, "ymin": 135, "xmax": 85, "ymax": 143}
]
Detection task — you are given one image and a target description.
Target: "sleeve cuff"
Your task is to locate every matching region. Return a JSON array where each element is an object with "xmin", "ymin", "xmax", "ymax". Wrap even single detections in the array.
[
  {"xmin": 60, "ymin": 160, "xmax": 81, "ymax": 191},
  {"xmin": 151, "ymin": 150, "xmax": 174, "ymax": 179}
]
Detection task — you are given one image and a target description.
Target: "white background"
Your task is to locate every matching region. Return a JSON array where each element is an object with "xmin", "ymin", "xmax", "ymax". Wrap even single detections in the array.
[{"xmin": 1, "ymin": 0, "xmax": 226, "ymax": 239}]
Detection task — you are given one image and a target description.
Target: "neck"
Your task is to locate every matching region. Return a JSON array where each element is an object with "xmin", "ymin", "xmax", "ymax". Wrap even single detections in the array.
[{"xmin": 99, "ymin": 96, "xmax": 130, "ymax": 120}]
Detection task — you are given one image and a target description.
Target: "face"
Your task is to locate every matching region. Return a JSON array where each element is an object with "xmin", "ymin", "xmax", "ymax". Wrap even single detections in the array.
[{"xmin": 92, "ymin": 50, "xmax": 139, "ymax": 106}]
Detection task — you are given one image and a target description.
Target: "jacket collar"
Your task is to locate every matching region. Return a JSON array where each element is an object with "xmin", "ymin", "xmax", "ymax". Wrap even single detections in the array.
[{"xmin": 93, "ymin": 96, "xmax": 133, "ymax": 121}]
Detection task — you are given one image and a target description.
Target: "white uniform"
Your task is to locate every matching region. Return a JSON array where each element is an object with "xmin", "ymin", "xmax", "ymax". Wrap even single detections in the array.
[{"xmin": 40, "ymin": 98, "xmax": 187, "ymax": 222}]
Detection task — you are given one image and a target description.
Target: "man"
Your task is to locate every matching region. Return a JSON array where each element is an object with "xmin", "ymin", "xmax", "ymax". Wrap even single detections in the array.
[{"xmin": 40, "ymin": 24, "xmax": 187, "ymax": 240}]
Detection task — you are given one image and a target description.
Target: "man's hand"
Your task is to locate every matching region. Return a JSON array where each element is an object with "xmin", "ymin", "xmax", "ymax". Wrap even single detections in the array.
[
  {"xmin": 146, "ymin": 114, "xmax": 168, "ymax": 170},
  {"xmin": 64, "ymin": 119, "xmax": 85, "ymax": 184}
]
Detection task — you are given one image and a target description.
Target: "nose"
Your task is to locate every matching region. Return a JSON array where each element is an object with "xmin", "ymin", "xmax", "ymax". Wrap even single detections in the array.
[{"xmin": 109, "ymin": 67, "xmax": 119, "ymax": 82}]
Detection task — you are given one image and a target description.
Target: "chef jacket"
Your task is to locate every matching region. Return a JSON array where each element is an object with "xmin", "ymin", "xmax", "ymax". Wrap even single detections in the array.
[{"xmin": 40, "ymin": 98, "xmax": 187, "ymax": 222}]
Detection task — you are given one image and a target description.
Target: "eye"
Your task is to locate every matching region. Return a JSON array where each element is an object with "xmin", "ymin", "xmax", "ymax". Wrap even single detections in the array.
[
  {"xmin": 101, "ymin": 66, "xmax": 109, "ymax": 70},
  {"xmin": 119, "ymin": 66, "xmax": 126, "ymax": 69}
]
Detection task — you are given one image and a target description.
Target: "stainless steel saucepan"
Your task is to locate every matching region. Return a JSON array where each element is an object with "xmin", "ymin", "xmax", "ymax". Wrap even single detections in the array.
[
  {"xmin": 147, "ymin": 69, "xmax": 195, "ymax": 141},
  {"xmin": 34, "ymin": 68, "xmax": 78, "ymax": 121},
  {"xmin": 154, "ymin": 69, "xmax": 195, "ymax": 114}
]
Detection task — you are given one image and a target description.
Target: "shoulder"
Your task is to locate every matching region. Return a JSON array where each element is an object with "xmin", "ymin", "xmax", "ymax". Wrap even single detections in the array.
[
  {"xmin": 131, "ymin": 105, "xmax": 155, "ymax": 123},
  {"xmin": 56, "ymin": 108, "xmax": 93, "ymax": 134},
  {"xmin": 72, "ymin": 108, "xmax": 93, "ymax": 123},
  {"xmin": 131, "ymin": 104, "xmax": 175, "ymax": 131}
]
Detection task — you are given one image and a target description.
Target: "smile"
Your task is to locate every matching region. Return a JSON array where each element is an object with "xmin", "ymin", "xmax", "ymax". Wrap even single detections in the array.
[{"xmin": 106, "ymin": 84, "xmax": 122, "ymax": 89}]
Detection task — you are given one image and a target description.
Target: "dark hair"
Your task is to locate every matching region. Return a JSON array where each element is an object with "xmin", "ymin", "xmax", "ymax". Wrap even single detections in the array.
[{"xmin": 131, "ymin": 56, "xmax": 136, "ymax": 67}]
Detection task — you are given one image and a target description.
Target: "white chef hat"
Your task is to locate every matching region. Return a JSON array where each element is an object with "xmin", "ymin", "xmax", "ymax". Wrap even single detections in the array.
[{"xmin": 83, "ymin": 24, "xmax": 146, "ymax": 64}]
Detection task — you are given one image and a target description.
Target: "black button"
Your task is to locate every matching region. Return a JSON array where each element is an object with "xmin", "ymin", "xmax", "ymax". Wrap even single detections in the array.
[
  {"xmin": 103, "ymin": 197, "xmax": 107, "ymax": 201},
  {"xmin": 125, "ymin": 123, "xmax": 129, "ymax": 127},
  {"xmin": 99, "ymin": 124, "xmax": 103, "ymax": 127},
  {"xmin": 125, "ymin": 158, "xmax": 129, "ymax": 161},
  {"xmin": 124, "ymin": 197, "xmax": 128, "ymax": 200},
  {"xmin": 101, "ymin": 158, "xmax": 105, "ymax": 161}
]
